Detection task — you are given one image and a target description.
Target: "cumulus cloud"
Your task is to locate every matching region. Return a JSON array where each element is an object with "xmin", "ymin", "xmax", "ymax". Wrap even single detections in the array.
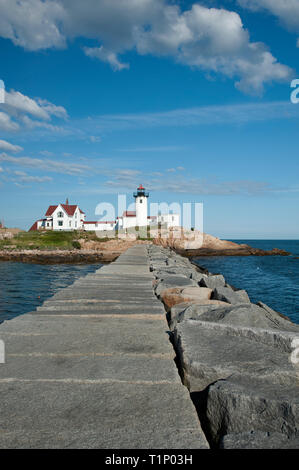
[
  {"xmin": 0, "ymin": 0, "xmax": 292, "ymax": 94},
  {"xmin": 0, "ymin": 139, "xmax": 23, "ymax": 152},
  {"xmin": 237, "ymin": 0, "xmax": 299, "ymax": 42},
  {"xmin": 0, "ymin": 0, "xmax": 65, "ymax": 50}
]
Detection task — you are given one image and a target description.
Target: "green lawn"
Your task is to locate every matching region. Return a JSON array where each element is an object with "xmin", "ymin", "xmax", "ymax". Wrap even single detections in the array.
[{"xmin": 0, "ymin": 230, "xmax": 111, "ymax": 251}]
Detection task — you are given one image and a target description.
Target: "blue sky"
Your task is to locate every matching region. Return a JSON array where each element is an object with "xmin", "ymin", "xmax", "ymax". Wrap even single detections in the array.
[{"xmin": 0, "ymin": 0, "xmax": 299, "ymax": 238}]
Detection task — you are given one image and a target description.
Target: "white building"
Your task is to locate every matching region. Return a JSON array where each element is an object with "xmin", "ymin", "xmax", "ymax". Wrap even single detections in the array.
[
  {"xmin": 29, "ymin": 199, "xmax": 86, "ymax": 231},
  {"xmin": 117, "ymin": 184, "xmax": 180, "ymax": 230},
  {"xmin": 84, "ymin": 221, "xmax": 116, "ymax": 231},
  {"xmin": 29, "ymin": 187, "xmax": 180, "ymax": 233}
]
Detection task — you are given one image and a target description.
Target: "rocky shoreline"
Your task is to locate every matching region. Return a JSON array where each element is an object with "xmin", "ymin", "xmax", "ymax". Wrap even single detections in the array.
[
  {"xmin": 148, "ymin": 245, "xmax": 299, "ymax": 449},
  {"xmin": 0, "ymin": 249, "xmax": 119, "ymax": 264},
  {"xmin": 177, "ymin": 246, "xmax": 290, "ymax": 257},
  {"xmin": 0, "ymin": 243, "xmax": 290, "ymax": 265}
]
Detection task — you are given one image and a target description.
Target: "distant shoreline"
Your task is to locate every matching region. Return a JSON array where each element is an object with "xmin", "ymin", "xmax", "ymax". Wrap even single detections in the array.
[{"xmin": 0, "ymin": 244, "xmax": 291, "ymax": 264}]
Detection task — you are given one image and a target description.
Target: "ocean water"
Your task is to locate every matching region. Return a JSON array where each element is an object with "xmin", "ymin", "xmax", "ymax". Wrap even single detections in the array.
[
  {"xmin": 193, "ymin": 240, "xmax": 299, "ymax": 325},
  {"xmin": 0, "ymin": 241, "xmax": 298, "ymax": 326},
  {"xmin": 0, "ymin": 262, "xmax": 101, "ymax": 323}
]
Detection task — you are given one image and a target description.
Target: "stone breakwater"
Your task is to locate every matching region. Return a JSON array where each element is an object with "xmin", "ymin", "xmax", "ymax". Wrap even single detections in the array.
[{"xmin": 148, "ymin": 245, "xmax": 299, "ymax": 449}]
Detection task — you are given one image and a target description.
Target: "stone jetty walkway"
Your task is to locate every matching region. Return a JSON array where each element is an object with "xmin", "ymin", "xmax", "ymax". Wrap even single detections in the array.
[{"xmin": 0, "ymin": 245, "xmax": 208, "ymax": 449}]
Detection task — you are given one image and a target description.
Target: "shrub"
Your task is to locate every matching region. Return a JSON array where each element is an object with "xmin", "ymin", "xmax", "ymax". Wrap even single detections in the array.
[{"xmin": 72, "ymin": 240, "xmax": 81, "ymax": 250}]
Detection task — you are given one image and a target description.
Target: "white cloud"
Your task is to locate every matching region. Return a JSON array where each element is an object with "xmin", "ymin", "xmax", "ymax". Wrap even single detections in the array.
[
  {"xmin": 0, "ymin": 166, "xmax": 3, "ymax": 172},
  {"xmin": 0, "ymin": 0, "xmax": 65, "ymax": 50},
  {"xmin": 19, "ymin": 115, "xmax": 65, "ymax": 132},
  {"xmin": 0, "ymin": 88, "xmax": 68, "ymax": 135},
  {"xmin": 103, "ymin": 171, "xmax": 278, "ymax": 196},
  {"xmin": 37, "ymin": 99, "xmax": 68, "ymax": 120},
  {"xmin": 89, "ymin": 135, "xmax": 102, "ymax": 143},
  {"xmin": 80, "ymin": 100, "xmax": 299, "ymax": 132},
  {"xmin": 118, "ymin": 145, "xmax": 185, "ymax": 152},
  {"xmin": 39, "ymin": 150, "xmax": 54, "ymax": 157},
  {"xmin": 237, "ymin": 0, "xmax": 299, "ymax": 38},
  {"xmin": 0, "ymin": 139, "xmax": 23, "ymax": 152},
  {"xmin": 0, "ymin": 152, "xmax": 90, "ymax": 175},
  {"xmin": 84, "ymin": 46, "xmax": 129, "ymax": 71},
  {"xmin": 0, "ymin": 0, "xmax": 292, "ymax": 94},
  {"xmin": 0, "ymin": 111, "xmax": 20, "ymax": 131},
  {"xmin": 4, "ymin": 90, "xmax": 68, "ymax": 121},
  {"xmin": 5, "ymin": 90, "xmax": 50, "ymax": 120},
  {"xmin": 19, "ymin": 174, "xmax": 52, "ymax": 183}
]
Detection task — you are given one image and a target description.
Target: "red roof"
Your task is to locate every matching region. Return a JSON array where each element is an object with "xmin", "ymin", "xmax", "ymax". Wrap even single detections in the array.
[
  {"xmin": 61, "ymin": 204, "xmax": 78, "ymax": 216},
  {"xmin": 97, "ymin": 221, "xmax": 115, "ymax": 224},
  {"xmin": 29, "ymin": 221, "xmax": 39, "ymax": 231},
  {"xmin": 138, "ymin": 184, "xmax": 145, "ymax": 190},
  {"xmin": 45, "ymin": 204, "xmax": 85, "ymax": 217},
  {"xmin": 122, "ymin": 211, "xmax": 136, "ymax": 217},
  {"xmin": 84, "ymin": 221, "xmax": 115, "ymax": 224},
  {"xmin": 45, "ymin": 205, "xmax": 58, "ymax": 216}
]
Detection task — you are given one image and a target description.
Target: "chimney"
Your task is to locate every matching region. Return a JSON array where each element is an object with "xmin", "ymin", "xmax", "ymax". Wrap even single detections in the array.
[{"xmin": 66, "ymin": 198, "xmax": 69, "ymax": 205}]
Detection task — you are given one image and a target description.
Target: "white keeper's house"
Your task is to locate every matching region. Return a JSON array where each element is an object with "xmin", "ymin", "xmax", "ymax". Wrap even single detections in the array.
[
  {"xmin": 29, "ymin": 185, "xmax": 180, "ymax": 232},
  {"xmin": 29, "ymin": 199, "xmax": 87, "ymax": 231}
]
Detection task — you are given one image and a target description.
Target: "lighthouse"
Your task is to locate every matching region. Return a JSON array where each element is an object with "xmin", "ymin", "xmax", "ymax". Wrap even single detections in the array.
[{"xmin": 134, "ymin": 184, "xmax": 149, "ymax": 227}]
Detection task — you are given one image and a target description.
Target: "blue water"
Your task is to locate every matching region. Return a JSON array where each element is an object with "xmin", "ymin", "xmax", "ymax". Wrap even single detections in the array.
[
  {"xmin": 193, "ymin": 240, "xmax": 299, "ymax": 324},
  {"xmin": 0, "ymin": 262, "xmax": 101, "ymax": 323}
]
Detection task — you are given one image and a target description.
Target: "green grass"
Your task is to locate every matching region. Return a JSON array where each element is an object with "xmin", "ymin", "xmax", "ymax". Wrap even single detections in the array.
[{"xmin": 0, "ymin": 230, "xmax": 111, "ymax": 251}]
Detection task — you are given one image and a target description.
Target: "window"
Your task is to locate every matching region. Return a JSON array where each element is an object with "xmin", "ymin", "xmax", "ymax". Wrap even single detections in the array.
[
  {"xmin": 58, "ymin": 221, "xmax": 63, "ymax": 226},
  {"xmin": 140, "ymin": 199, "xmax": 143, "ymax": 203},
  {"xmin": 172, "ymin": 216, "xmax": 174, "ymax": 222},
  {"xmin": 47, "ymin": 223, "xmax": 50, "ymax": 227},
  {"xmin": 69, "ymin": 221, "xmax": 71, "ymax": 227},
  {"xmin": 57, "ymin": 211, "xmax": 64, "ymax": 218},
  {"xmin": 75, "ymin": 213, "xmax": 77, "ymax": 218}
]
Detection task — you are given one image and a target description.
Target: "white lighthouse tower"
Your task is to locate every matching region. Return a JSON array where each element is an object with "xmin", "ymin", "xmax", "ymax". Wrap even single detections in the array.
[{"xmin": 134, "ymin": 184, "xmax": 149, "ymax": 227}]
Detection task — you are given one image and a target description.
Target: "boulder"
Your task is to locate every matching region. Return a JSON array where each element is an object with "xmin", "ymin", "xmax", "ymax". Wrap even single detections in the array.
[
  {"xmin": 160, "ymin": 287, "xmax": 218, "ymax": 311},
  {"xmin": 154, "ymin": 268, "xmax": 195, "ymax": 280},
  {"xmin": 155, "ymin": 276, "xmax": 197, "ymax": 297},
  {"xmin": 206, "ymin": 375, "xmax": 299, "ymax": 446},
  {"xmin": 190, "ymin": 271, "xmax": 208, "ymax": 283},
  {"xmin": 173, "ymin": 319, "xmax": 297, "ymax": 391},
  {"xmin": 219, "ymin": 431, "xmax": 299, "ymax": 449},
  {"xmin": 213, "ymin": 286, "xmax": 250, "ymax": 304},
  {"xmin": 180, "ymin": 287, "xmax": 212, "ymax": 301},
  {"xmin": 193, "ymin": 303, "xmax": 299, "ymax": 332},
  {"xmin": 257, "ymin": 301, "xmax": 293, "ymax": 324},
  {"xmin": 199, "ymin": 274, "xmax": 226, "ymax": 290},
  {"xmin": 169, "ymin": 302, "xmax": 230, "ymax": 330}
]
